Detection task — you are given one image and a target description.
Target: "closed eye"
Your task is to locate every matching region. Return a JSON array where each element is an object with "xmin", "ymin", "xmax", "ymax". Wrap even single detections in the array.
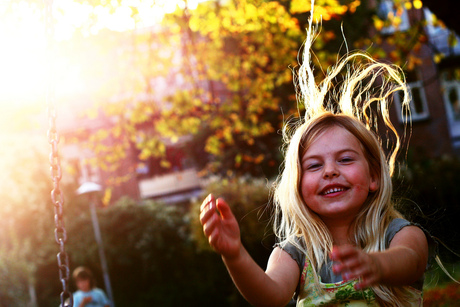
[
  {"xmin": 339, "ymin": 157, "xmax": 354, "ymax": 163},
  {"xmin": 305, "ymin": 163, "xmax": 322, "ymax": 170}
]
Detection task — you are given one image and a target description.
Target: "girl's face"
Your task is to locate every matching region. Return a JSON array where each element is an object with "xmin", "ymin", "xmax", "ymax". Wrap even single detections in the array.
[{"xmin": 300, "ymin": 126, "xmax": 378, "ymax": 223}]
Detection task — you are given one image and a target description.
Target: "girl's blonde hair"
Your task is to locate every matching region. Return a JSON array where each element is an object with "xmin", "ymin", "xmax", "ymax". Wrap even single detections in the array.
[{"xmin": 273, "ymin": 2, "xmax": 415, "ymax": 305}]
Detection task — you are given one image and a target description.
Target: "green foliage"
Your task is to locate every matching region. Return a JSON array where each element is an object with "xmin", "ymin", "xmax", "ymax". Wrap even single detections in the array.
[
  {"xmin": 0, "ymin": 135, "xmax": 63, "ymax": 305},
  {"xmin": 189, "ymin": 177, "xmax": 275, "ymax": 305},
  {"xmin": 56, "ymin": 185, "xmax": 269, "ymax": 306},
  {"xmin": 75, "ymin": 0, "xmax": 381, "ymax": 179},
  {"xmin": 148, "ymin": 0, "xmax": 305, "ymax": 177},
  {"xmin": 425, "ymin": 261, "xmax": 460, "ymax": 289},
  {"xmin": 25, "ymin": 177, "xmax": 271, "ymax": 306},
  {"xmin": 5, "ymin": 139, "xmax": 460, "ymax": 306},
  {"xmin": 62, "ymin": 0, "xmax": 440, "ymax": 179},
  {"xmin": 0, "ymin": 235, "xmax": 33, "ymax": 306},
  {"xmin": 190, "ymin": 177, "xmax": 274, "ymax": 255}
]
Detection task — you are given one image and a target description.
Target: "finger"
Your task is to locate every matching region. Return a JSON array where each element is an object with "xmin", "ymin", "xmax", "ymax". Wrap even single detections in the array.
[
  {"xmin": 200, "ymin": 194, "xmax": 209, "ymax": 212},
  {"xmin": 332, "ymin": 262, "xmax": 341, "ymax": 275},
  {"xmin": 355, "ymin": 278, "xmax": 366, "ymax": 290},
  {"xmin": 332, "ymin": 262, "xmax": 347, "ymax": 275},
  {"xmin": 200, "ymin": 194, "xmax": 214, "ymax": 212},
  {"xmin": 199, "ymin": 206, "xmax": 213, "ymax": 226},
  {"xmin": 331, "ymin": 257, "xmax": 354, "ymax": 275},
  {"xmin": 342, "ymin": 258, "xmax": 379, "ymax": 287},
  {"xmin": 208, "ymin": 224, "xmax": 221, "ymax": 246},
  {"xmin": 335, "ymin": 264, "xmax": 361, "ymax": 281},
  {"xmin": 331, "ymin": 245, "xmax": 366, "ymax": 275},
  {"xmin": 331, "ymin": 245, "xmax": 358, "ymax": 261},
  {"xmin": 203, "ymin": 213, "xmax": 218, "ymax": 237},
  {"xmin": 200, "ymin": 202, "xmax": 217, "ymax": 224},
  {"xmin": 200, "ymin": 195, "xmax": 217, "ymax": 223},
  {"xmin": 347, "ymin": 267, "xmax": 370, "ymax": 282},
  {"xmin": 355, "ymin": 275, "xmax": 378, "ymax": 290},
  {"xmin": 341, "ymin": 265, "xmax": 367, "ymax": 282},
  {"xmin": 216, "ymin": 198, "xmax": 234, "ymax": 220},
  {"xmin": 337, "ymin": 255, "xmax": 364, "ymax": 272}
]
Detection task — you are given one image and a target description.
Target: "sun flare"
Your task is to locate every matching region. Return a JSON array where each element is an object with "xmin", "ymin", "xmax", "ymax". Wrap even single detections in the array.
[
  {"xmin": 0, "ymin": 1, "xmax": 46, "ymax": 109},
  {"xmin": 0, "ymin": 0, "xmax": 197, "ymax": 132}
]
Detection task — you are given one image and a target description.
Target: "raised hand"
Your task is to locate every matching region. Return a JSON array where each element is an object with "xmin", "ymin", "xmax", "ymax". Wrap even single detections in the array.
[
  {"xmin": 331, "ymin": 245, "xmax": 382, "ymax": 290},
  {"xmin": 200, "ymin": 194, "xmax": 242, "ymax": 260}
]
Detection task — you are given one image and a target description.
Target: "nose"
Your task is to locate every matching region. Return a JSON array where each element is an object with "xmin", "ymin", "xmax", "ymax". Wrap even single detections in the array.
[{"xmin": 323, "ymin": 163, "xmax": 339, "ymax": 178}]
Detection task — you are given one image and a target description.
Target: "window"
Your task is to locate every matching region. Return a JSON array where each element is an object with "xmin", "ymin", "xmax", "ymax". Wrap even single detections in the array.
[
  {"xmin": 445, "ymin": 84, "xmax": 460, "ymax": 121},
  {"xmin": 440, "ymin": 70, "xmax": 460, "ymax": 147},
  {"xmin": 135, "ymin": 145, "xmax": 193, "ymax": 178},
  {"xmin": 424, "ymin": 9, "xmax": 460, "ymax": 58},
  {"xmin": 394, "ymin": 70, "xmax": 429, "ymax": 122},
  {"xmin": 378, "ymin": 0, "xmax": 410, "ymax": 35},
  {"xmin": 441, "ymin": 70, "xmax": 460, "ymax": 123}
]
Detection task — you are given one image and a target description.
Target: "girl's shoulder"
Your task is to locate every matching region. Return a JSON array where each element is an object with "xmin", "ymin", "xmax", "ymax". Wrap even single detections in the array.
[
  {"xmin": 275, "ymin": 237, "xmax": 306, "ymax": 272},
  {"xmin": 385, "ymin": 218, "xmax": 437, "ymax": 253},
  {"xmin": 385, "ymin": 218, "xmax": 412, "ymax": 247}
]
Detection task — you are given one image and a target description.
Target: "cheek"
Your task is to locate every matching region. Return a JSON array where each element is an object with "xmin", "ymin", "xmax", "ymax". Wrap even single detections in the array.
[
  {"xmin": 300, "ymin": 173, "xmax": 311, "ymax": 189},
  {"xmin": 351, "ymin": 167, "xmax": 374, "ymax": 190},
  {"xmin": 355, "ymin": 183, "xmax": 369, "ymax": 191},
  {"xmin": 300, "ymin": 174, "xmax": 317, "ymax": 199}
]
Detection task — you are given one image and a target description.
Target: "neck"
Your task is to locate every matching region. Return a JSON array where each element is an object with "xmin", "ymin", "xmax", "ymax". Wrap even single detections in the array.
[{"xmin": 322, "ymin": 217, "xmax": 355, "ymax": 246}]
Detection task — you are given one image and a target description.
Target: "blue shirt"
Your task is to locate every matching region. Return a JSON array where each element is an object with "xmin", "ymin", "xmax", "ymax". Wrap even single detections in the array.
[{"xmin": 73, "ymin": 288, "xmax": 110, "ymax": 307}]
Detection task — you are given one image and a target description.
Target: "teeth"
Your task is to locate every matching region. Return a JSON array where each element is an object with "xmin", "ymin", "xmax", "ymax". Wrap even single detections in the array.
[{"xmin": 323, "ymin": 187, "xmax": 345, "ymax": 195}]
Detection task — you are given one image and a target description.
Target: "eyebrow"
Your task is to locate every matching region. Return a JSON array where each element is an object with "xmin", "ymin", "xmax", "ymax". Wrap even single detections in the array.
[{"xmin": 302, "ymin": 148, "xmax": 360, "ymax": 162}]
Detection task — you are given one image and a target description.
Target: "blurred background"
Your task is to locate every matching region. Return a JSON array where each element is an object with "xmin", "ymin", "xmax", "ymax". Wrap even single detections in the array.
[{"xmin": 1, "ymin": 0, "xmax": 460, "ymax": 306}]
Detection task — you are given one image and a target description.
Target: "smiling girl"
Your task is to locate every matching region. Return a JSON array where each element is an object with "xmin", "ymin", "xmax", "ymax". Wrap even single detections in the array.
[{"xmin": 199, "ymin": 3, "xmax": 435, "ymax": 306}]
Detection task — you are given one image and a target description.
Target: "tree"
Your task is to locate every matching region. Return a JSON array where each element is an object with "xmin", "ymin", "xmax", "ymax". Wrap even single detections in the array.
[
  {"xmin": 0, "ymin": 134, "xmax": 73, "ymax": 306},
  {"xmin": 70, "ymin": 0, "xmax": 370, "ymax": 179},
  {"xmin": 60, "ymin": 0, "xmax": 457, "ymax": 179}
]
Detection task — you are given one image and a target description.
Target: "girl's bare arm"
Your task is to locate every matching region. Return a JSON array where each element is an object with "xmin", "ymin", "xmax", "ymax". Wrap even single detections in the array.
[
  {"xmin": 200, "ymin": 195, "xmax": 299, "ymax": 306},
  {"xmin": 331, "ymin": 226, "xmax": 429, "ymax": 289},
  {"xmin": 223, "ymin": 246, "xmax": 299, "ymax": 306}
]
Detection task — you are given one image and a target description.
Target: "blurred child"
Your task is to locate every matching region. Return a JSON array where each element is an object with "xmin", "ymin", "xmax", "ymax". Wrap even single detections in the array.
[
  {"xmin": 72, "ymin": 266, "xmax": 110, "ymax": 307},
  {"xmin": 199, "ymin": 2, "xmax": 436, "ymax": 306}
]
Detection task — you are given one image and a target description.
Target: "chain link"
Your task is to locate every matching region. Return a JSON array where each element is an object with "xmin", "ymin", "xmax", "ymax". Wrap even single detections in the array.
[{"xmin": 45, "ymin": 0, "xmax": 73, "ymax": 306}]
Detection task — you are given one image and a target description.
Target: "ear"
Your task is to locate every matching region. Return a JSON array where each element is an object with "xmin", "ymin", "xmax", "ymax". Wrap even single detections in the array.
[{"xmin": 369, "ymin": 173, "xmax": 379, "ymax": 192}]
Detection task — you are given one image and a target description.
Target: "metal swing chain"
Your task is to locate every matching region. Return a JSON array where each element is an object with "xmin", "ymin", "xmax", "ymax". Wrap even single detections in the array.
[{"xmin": 45, "ymin": 0, "xmax": 73, "ymax": 306}]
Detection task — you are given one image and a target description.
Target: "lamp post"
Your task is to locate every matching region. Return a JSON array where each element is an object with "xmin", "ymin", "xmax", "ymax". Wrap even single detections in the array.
[{"xmin": 76, "ymin": 182, "xmax": 115, "ymax": 307}]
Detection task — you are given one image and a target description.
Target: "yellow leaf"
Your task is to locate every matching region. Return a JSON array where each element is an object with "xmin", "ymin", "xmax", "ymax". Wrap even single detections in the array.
[
  {"xmin": 290, "ymin": 0, "xmax": 311, "ymax": 14},
  {"xmin": 254, "ymin": 154, "xmax": 264, "ymax": 164},
  {"xmin": 235, "ymin": 154, "xmax": 242, "ymax": 167},
  {"xmin": 102, "ymin": 188, "xmax": 112, "ymax": 207},
  {"xmin": 160, "ymin": 159, "xmax": 171, "ymax": 168}
]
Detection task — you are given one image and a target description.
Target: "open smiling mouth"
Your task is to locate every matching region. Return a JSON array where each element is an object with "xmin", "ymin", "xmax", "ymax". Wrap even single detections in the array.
[{"xmin": 322, "ymin": 187, "xmax": 348, "ymax": 195}]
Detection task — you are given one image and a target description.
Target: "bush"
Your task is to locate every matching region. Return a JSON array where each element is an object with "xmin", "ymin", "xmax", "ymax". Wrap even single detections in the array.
[
  {"xmin": 39, "ymin": 177, "xmax": 274, "ymax": 307},
  {"xmin": 190, "ymin": 177, "xmax": 274, "ymax": 255},
  {"xmin": 64, "ymin": 197, "xmax": 196, "ymax": 306},
  {"xmin": 424, "ymin": 283, "xmax": 460, "ymax": 307},
  {"xmin": 189, "ymin": 176, "xmax": 274, "ymax": 306}
]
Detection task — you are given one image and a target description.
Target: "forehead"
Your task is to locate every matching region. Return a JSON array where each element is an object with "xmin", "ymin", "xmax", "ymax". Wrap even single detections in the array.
[{"xmin": 303, "ymin": 126, "xmax": 364, "ymax": 157}]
